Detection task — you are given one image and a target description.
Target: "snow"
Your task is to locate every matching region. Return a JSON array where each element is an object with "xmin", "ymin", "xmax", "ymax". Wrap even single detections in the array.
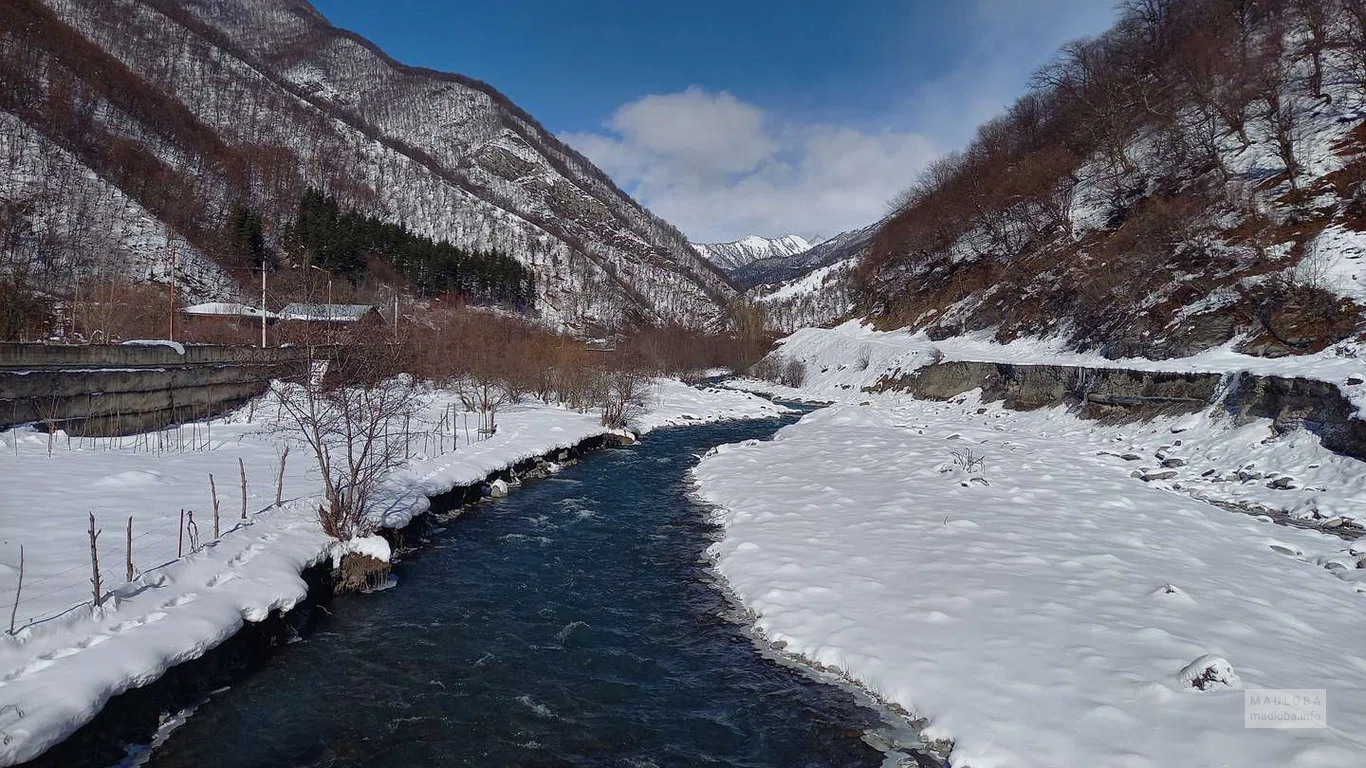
[
  {"xmin": 694, "ymin": 393, "xmax": 1366, "ymax": 768},
  {"xmin": 732, "ymin": 320, "xmax": 1366, "ymax": 414},
  {"xmin": 691, "ymin": 234, "xmax": 813, "ymax": 272},
  {"xmin": 180, "ymin": 303, "xmax": 275, "ymax": 320},
  {"xmin": 632, "ymin": 378, "xmax": 791, "ymax": 434},
  {"xmin": 118, "ymin": 340, "xmax": 186, "ymax": 355},
  {"xmin": 1306, "ymin": 225, "xmax": 1366, "ymax": 305},
  {"xmin": 0, "ymin": 378, "xmax": 782, "ymax": 765},
  {"xmin": 330, "ymin": 534, "xmax": 391, "ymax": 563}
]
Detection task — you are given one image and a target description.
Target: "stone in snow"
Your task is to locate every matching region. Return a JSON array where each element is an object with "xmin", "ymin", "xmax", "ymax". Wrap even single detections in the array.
[{"xmin": 1179, "ymin": 655, "xmax": 1242, "ymax": 691}]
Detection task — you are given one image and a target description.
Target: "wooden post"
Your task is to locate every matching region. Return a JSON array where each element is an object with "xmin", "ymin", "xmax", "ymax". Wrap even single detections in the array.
[
  {"xmin": 209, "ymin": 473, "xmax": 220, "ymax": 533},
  {"xmin": 239, "ymin": 458, "xmax": 248, "ymax": 520},
  {"xmin": 178, "ymin": 508, "xmax": 185, "ymax": 558},
  {"xmin": 276, "ymin": 446, "xmax": 289, "ymax": 507},
  {"xmin": 125, "ymin": 517, "xmax": 134, "ymax": 582},
  {"xmin": 88, "ymin": 513, "xmax": 102, "ymax": 606},
  {"xmin": 9, "ymin": 545, "xmax": 23, "ymax": 635},
  {"xmin": 211, "ymin": 473, "xmax": 220, "ymax": 538}
]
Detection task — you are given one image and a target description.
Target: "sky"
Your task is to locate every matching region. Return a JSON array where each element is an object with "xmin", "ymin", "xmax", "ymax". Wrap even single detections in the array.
[{"xmin": 310, "ymin": 0, "xmax": 1122, "ymax": 243}]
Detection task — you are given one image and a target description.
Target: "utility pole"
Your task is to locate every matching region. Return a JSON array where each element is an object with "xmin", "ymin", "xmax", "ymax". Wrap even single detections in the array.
[
  {"xmin": 168, "ymin": 244, "xmax": 177, "ymax": 341},
  {"xmin": 260, "ymin": 259, "xmax": 267, "ymax": 349}
]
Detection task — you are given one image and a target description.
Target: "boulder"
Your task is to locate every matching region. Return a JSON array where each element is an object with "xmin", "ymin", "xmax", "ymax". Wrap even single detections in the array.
[{"xmin": 1178, "ymin": 655, "xmax": 1242, "ymax": 691}]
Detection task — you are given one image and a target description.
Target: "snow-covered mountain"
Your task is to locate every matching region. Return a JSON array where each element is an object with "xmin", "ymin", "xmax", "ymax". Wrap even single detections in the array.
[
  {"xmin": 731, "ymin": 223, "xmax": 879, "ymax": 289},
  {"xmin": 691, "ymin": 234, "xmax": 815, "ymax": 273},
  {"xmin": 856, "ymin": 0, "xmax": 1366, "ymax": 359},
  {"xmin": 0, "ymin": 0, "xmax": 737, "ymax": 329}
]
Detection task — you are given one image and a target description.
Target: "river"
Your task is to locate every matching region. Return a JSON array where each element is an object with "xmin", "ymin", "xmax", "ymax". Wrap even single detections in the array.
[{"xmin": 119, "ymin": 415, "xmax": 916, "ymax": 767}]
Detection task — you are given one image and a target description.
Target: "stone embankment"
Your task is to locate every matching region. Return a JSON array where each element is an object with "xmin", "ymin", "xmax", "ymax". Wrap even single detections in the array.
[{"xmin": 876, "ymin": 361, "xmax": 1366, "ymax": 461}]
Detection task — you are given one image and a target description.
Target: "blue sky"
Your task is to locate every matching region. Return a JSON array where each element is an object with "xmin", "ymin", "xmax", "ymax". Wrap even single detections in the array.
[{"xmin": 311, "ymin": 0, "xmax": 1121, "ymax": 242}]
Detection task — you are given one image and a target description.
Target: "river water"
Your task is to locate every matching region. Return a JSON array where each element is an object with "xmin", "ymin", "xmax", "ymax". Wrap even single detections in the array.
[{"xmin": 133, "ymin": 416, "xmax": 914, "ymax": 767}]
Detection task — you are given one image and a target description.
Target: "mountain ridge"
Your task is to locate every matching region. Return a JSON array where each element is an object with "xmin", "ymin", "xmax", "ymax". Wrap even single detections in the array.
[
  {"xmin": 691, "ymin": 234, "xmax": 814, "ymax": 272},
  {"xmin": 0, "ymin": 0, "xmax": 737, "ymax": 330}
]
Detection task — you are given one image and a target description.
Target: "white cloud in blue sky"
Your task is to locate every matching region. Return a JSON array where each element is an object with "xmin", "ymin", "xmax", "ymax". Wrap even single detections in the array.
[
  {"xmin": 563, "ymin": 0, "xmax": 1119, "ymax": 243},
  {"xmin": 564, "ymin": 89, "xmax": 935, "ymax": 243}
]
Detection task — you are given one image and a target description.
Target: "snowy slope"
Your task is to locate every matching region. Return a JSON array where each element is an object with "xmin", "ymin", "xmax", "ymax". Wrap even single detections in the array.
[
  {"xmin": 732, "ymin": 320, "xmax": 1366, "ymax": 416},
  {"xmin": 3, "ymin": 0, "xmax": 735, "ymax": 328},
  {"xmin": 691, "ymin": 234, "xmax": 814, "ymax": 273}
]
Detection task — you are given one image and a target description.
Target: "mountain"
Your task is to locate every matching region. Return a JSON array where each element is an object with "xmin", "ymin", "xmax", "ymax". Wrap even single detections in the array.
[
  {"xmin": 731, "ymin": 223, "xmax": 879, "ymax": 289},
  {"xmin": 0, "ymin": 0, "xmax": 736, "ymax": 330},
  {"xmin": 857, "ymin": 0, "xmax": 1366, "ymax": 359},
  {"xmin": 691, "ymin": 234, "xmax": 814, "ymax": 273}
]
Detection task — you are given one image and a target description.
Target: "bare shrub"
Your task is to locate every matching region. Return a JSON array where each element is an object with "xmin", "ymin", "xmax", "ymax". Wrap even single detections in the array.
[
  {"xmin": 598, "ymin": 370, "xmax": 649, "ymax": 429},
  {"xmin": 272, "ymin": 331, "xmax": 426, "ymax": 542},
  {"xmin": 750, "ymin": 354, "xmax": 806, "ymax": 388}
]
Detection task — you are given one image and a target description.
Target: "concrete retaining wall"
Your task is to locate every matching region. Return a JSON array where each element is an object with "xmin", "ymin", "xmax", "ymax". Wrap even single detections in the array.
[{"xmin": 0, "ymin": 344, "xmax": 313, "ymax": 436}]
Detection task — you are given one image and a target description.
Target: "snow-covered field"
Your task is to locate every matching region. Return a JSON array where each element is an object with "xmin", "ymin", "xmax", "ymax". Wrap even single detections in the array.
[
  {"xmin": 700, "ymin": 322, "xmax": 1366, "ymax": 766},
  {"xmin": 694, "ymin": 394, "xmax": 1366, "ymax": 768},
  {"xmin": 0, "ymin": 379, "xmax": 786, "ymax": 765}
]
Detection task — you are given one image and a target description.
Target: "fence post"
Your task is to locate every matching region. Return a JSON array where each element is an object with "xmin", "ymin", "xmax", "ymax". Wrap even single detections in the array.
[
  {"xmin": 239, "ymin": 458, "xmax": 248, "ymax": 520},
  {"xmin": 210, "ymin": 473, "xmax": 220, "ymax": 537},
  {"xmin": 88, "ymin": 513, "xmax": 102, "ymax": 607},
  {"xmin": 276, "ymin": 446, "xmax": 289, "ymax": 507},
  {"xmin": 178, "ymin": 508, "xmax": 185, "ymax": 558},
  {"xmin": 125, "ymin": 517, "xmax": 134, "ymax": 582},
  {"xmin": 9, "ymin": 545, "xmax": 22, "ymax": 635}
]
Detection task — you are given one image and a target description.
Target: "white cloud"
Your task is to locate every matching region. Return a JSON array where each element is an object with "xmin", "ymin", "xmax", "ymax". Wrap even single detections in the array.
[
  {"xmin": 562, "ymin": 1, "xmax": 1120, "ymax": 243},
  {"xmin": 563, "ymin": 88, "xmax": 936, "ymax": 242}
]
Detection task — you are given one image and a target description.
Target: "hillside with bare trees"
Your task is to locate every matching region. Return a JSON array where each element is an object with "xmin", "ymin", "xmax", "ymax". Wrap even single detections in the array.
[
  {"xmin": 0, "ymin": 0, "xmax": 737, "ymax": 333},
  {"xmin": 857, "ymin": 0, "xmax": 1366, "ymax": 359}
]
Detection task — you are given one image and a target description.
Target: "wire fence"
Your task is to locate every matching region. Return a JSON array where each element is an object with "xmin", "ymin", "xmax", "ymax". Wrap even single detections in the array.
[{"xmin": 2, "ymin": 402, "xmax": 500, "ymax": 635}]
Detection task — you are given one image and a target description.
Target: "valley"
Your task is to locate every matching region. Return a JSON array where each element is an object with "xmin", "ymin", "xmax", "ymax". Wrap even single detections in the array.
[{"xmin": 3, "ymin": 0, "xmax": 1366, "ymax": 766}]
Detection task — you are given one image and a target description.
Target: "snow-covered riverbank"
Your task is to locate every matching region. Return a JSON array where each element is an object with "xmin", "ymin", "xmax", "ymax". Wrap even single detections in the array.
[
  {"xmin": 0, "ymin": 379, "xmax": 787, "ymax": 765},
  {"xmin": 698, "ymin": 320, "xmax": 1366, "ymax": 767},
  {"xmin": 694, "ymin": 394, "xmax": 1366, "ymax": 768},
  {"xmin": 728, "ymin": 320, "xmax": 1366, "ymax": 415}
]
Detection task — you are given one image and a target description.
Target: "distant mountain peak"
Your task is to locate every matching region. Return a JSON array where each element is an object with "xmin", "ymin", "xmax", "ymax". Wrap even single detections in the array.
[{"xmin": 691, "ymin": 234, "xmax": 813, "ymax": 273}]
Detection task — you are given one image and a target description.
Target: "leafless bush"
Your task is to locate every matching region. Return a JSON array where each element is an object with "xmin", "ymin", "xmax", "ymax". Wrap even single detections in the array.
[
  {"xmin": 950, "ymin": 447, "xmax": 987, "ymax": 475},
  {"xmin": 598, "ymin": 369, "xmax": 649, "ymax": 429},
  {"xmin": 780, "ymin": 358, "xmax": 806, "ymax": 388},
  {"xmin": 750, "ymin": 354, "xmax": 806, "ymax": 388},
  {"xmin": 272, "ymin": 332, "xmax": 426, "ymax": 542},
  {"xmin": 856, "ymin": 346, "xmax": 872, "ymax": 371}
]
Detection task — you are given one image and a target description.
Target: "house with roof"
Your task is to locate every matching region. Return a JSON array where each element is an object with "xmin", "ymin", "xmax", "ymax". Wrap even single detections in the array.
[
  {"xmin": 275, "ymin": 304, "xmax": 384, "ymax": 342},
  {"xmin": 276, "ymin": 304, "xmax": 381, "ymax": 323},
  {"xmin": 179, "ymin": 302, "xmax": 278, "ymax": 344}
]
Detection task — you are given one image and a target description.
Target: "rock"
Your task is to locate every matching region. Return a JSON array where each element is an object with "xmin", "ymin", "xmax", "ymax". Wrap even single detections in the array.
[
  {"xmin": 1320, "ymin": 516, "xmax": 1346, "ymax": 529},
  {"xmin": 1161, "ymin": 457, "xmax": 1187, "ymax": 468},
  {"xmin": 1267, "ymin": 476, "xmax": 1295, "ymax": 490},
  {"xmin": 489, "ymin": 478, "xmax": 510, "ymax": 498},
  {"xmin": 1347, "ymin": 375, "xmax": 1364, "ymax": 385},
  {"xmin": 1178, "ymin": 655, "xmax": 1242, "ymax": 691},
  {"xmin": 335, "ymin": 553, "xmax": 391, "ymax": 594},
  {"xmin": 1200, "ymin": 469, "xmax": 1216, "ymax": 477},
  {"xmin": 1121, "ymin": 453, "xmax": 1143, "ymax": 461},
  {"xmin": 1238, "ymin": 470, "xmax": 1263, "ymax": 482},
  {"xmin": 1141, "ymin": 470, "xmax": 1180, "ymax": 481}
]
